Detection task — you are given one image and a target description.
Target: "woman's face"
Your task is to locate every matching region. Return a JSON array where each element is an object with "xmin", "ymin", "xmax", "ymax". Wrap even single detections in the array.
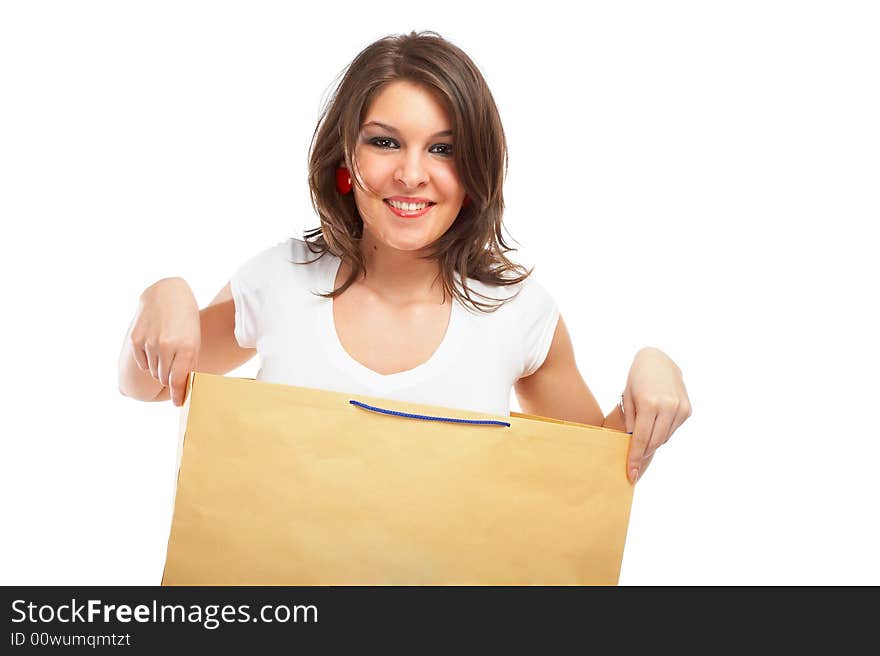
[{"xmin": 351, "ymin": 80, "xmax": 466, "ymax": 253}]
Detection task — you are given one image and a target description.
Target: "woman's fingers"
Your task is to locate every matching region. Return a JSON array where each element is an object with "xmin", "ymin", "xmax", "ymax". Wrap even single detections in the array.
[
  {"xmin": 158, "ymin": 344, "xmax": 175, "ymax": 388},
  {"xmin": 131, "ymin": 338, "xmax": 149, "ymax": 372},
  {"xmin": 670, "ymin": 398, "xmax": 693, "ymax": 435},
  {"xmin": 145, "ymin": 341, "xmax": 159, "ymax": 380},
  {"xmin": 622, "ymin": 387, "xmax": 635, "ymax": 434},
  {"xmin": 644, "ymin": 407, "xmax": 675, "ymax": 461},
  {"xmin": 169, "ymin": 347, "xmax": 197, "ymax": 406},
  {"xmin": 129, "ymin": 278, "xmax": 201, "ymax": 401},
  {"xmin": 627, "ymin": 406, "xmax": 656, "ymax": 484}
]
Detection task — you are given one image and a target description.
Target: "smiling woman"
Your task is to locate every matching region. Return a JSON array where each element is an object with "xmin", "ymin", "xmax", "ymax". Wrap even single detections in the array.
[
  {"xmin": 304, "ymin": 31, "xmax": 526, "ymax": 310},
  {"xmin": 119, "ymin": 30, "xmax": 691, "ymax": 484}
]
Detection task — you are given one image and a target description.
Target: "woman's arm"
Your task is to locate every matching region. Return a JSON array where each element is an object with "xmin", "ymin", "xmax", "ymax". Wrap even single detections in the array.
[
  {"xmin": 118, "ymin": 281, "xmax": 256, "ymax": 404},
  {"xmin": 618, "ymin": 346, "xmax": 692, "ymax": 482},
  {"xmin": 513, "ymin": 315, "xmax": 606, "ymax": 427},
  {"xmin": 514, "ymin": 315, "xmax": 691, "ymax": 483}
]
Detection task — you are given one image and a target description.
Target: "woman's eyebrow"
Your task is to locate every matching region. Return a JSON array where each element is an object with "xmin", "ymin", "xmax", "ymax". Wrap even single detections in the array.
[{"xmin": 361, "ymin": 121, "xmax": 452, "ymax": 138}]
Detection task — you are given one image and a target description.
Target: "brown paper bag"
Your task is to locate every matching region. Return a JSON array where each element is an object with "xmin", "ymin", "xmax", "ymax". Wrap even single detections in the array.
[{"xmin": 161, "ymin": 372, "xmax": 634, "ymax": 585}]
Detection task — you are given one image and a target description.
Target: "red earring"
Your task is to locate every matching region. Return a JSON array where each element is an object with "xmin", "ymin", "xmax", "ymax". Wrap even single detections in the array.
[
  {"xmin": 335, "ymin": 166, "xmax": 352, "ymax": 194},
  {"xmin": 463, "ymin": 195, "xmax": 471, "ymax": 208}
]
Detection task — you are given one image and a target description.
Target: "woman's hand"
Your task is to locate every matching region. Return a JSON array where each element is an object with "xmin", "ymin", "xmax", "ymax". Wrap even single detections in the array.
[
  {"xmin": 129, "ymin": 277, "xmax": 201, "ymax": 406},
  {"xmin": 622, "ymin": 347, "xmax": 692, "ymax": 483}
]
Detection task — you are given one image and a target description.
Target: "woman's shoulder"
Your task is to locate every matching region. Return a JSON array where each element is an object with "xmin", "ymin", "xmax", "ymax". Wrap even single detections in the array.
[
  {"xmin": 233, "ymin": 236, "xmax": 335, "ymax": 286},
  {"xmin": 240, "ymin": 236, "xmax": 337, "ymax": 265},
  {"xmin": 457, "ymin": 272, "xmax": 557, "ymax": 317},
  {"xmin": 285, "ymin": 236, "xmax": 338, "ymax": 264}
]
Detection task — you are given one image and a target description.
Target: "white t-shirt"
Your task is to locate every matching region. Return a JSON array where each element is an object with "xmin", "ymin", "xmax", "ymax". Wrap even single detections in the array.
[{"xmin": 230, "ymin": 238, "xmax": 560, "ymax": 417}]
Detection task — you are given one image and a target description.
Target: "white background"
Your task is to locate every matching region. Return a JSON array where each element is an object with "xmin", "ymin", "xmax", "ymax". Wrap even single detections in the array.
[{"xmin": 1, "ymin": 0, "xmax": 877, "ymax": 585}]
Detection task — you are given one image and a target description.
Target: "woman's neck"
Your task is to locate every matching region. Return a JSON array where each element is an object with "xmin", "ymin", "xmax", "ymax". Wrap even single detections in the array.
[{"xmin": 346, "ymin": 230, "xmax": 446, "ymax": 305}]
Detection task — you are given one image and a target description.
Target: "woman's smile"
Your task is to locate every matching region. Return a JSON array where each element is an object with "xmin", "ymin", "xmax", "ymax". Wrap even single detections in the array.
[{"xmin": 384, "ymin": 198, "xmax": 437, "ymax": 218}]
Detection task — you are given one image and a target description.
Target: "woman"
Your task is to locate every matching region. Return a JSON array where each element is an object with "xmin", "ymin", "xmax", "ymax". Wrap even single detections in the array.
[{"xmin": 118, "ymin": 31, "xmax": 691, "ymax": 484}]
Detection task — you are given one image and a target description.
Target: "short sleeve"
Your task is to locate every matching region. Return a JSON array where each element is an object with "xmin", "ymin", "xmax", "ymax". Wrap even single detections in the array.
[
  {"xmin": 518, "ymin": 277, "xmax": 561, "ymax": 378},
  {"xmin": 229, "ymin": 240, "xmax": 289, "ymax": 349}
]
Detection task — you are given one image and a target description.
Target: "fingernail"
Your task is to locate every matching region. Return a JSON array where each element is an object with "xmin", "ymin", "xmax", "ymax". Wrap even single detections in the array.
[{"xmin": 630, "ymin": 468, "xmax": 640, "ymax": 483}]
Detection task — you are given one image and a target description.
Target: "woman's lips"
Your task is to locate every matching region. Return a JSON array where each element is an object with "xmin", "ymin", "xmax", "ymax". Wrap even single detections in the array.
[{"xmin": 384, "ymin": 200, "xmax": 435, "ymax": 218}]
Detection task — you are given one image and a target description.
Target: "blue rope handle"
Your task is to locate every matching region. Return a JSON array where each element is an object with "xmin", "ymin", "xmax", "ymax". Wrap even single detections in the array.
[{"xmin": 349, "ymin": 400, "xmax": 511, "ymax": 427}]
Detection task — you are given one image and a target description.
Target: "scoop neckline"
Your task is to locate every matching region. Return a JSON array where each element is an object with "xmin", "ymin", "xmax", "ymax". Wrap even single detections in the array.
[{"xmin": 318, "ymin": 253, "xmax": 462, "ymax": 390}]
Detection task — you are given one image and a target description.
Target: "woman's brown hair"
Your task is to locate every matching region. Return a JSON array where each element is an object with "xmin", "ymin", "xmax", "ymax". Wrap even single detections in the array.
[{"xmin": 302, "ymin": 30, "xmax": 532, "ymax": 312}]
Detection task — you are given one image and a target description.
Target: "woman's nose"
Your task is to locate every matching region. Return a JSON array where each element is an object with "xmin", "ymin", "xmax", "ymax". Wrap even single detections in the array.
[{"xmin": 394, "ymin": 153, "xmax": 429, "ymax": 189}]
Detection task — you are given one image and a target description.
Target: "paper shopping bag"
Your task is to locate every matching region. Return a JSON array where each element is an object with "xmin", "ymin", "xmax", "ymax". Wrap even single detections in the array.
[{"xmin": 161, "ymin": 372, "xmax": 634, "ymax": 585}]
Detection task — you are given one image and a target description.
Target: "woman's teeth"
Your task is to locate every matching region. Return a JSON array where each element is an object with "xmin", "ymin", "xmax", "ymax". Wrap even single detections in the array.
[{"xmin": 387, "ymin": 200, "xmax": 431, "ymax": 211}]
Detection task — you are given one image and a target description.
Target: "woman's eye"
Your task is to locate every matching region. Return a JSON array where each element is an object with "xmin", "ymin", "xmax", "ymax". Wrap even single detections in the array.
[
  {"xmin": 368, "ymin": 137, "xmax": 453, "ymax": 157},
  {"xmin": 370, "ymin": 137, "xmax": 397, "ymax": 149}
]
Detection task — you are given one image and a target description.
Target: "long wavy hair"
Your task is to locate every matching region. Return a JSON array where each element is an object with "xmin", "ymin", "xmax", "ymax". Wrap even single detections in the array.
[{"xmin": 302, "ymin": 30, "xmax": 532, "ymax": 312}]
